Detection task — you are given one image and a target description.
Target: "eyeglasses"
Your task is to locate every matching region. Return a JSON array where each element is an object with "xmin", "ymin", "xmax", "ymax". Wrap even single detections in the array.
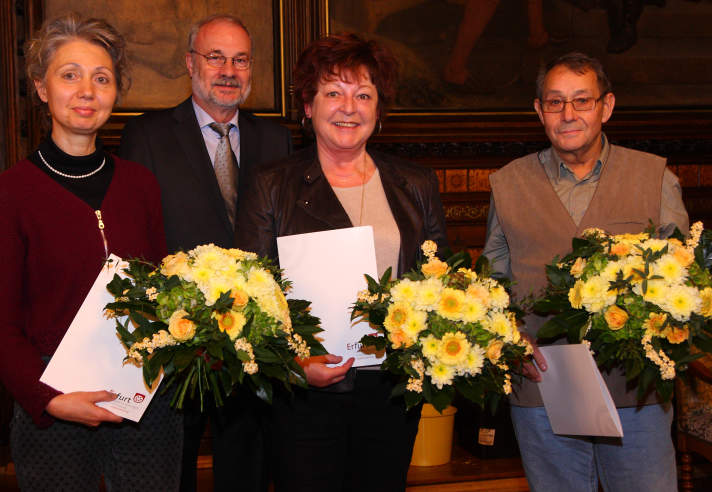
[
  {"xmin": 191, "ymin": 50, "xmax": 252, "ymax": 70},
  {"xmin": 540, "ymin": 95, "xmax": 605, "ymax": 113}
]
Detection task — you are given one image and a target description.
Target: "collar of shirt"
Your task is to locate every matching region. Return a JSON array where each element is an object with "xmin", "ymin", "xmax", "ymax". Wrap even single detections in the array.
[
  {"xmin": 192, "ymin": 98, "xmax": 241, "ymax": 167},
  {"xmin": 540, "ymin": 133, "xmax": 611, "ymax": 185}
]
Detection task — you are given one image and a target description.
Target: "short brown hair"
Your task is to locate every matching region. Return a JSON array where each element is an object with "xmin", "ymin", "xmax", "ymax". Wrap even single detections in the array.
[
  {"xmin": 293, "ymin": 33, "xmax": 398, "ymax": 120},
  {"xmin": 536, "ymin": 52, "xmax": 611, "ymax": 100},
  {"xmin": 25, "ymin": 12, "xmax": 130, "ymax": 100}
]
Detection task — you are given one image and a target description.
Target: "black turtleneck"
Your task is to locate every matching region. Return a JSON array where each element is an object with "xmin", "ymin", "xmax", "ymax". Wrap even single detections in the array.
[{"xmin": 28, "ymin": 137, "xmax": 115, "ymax": 210}]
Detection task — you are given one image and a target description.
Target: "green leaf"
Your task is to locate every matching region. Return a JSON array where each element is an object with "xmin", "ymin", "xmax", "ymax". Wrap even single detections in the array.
[
  {"xmin": 253, "ymin": 346, "xmax": 282, "ymax": 363},
  {"xmin": 360, "ymin": 334, "xmax": 387, "ymax": 351},
  {"xmin": 455, "ymin": 379, "xmax": 484, "ymax": 406},
  {"xmin": 390, "ymin": 382, "xmax": 407, "ymax": 398},
  {"xmin": 251, "ymin": 374, "xmax": 273, "ymax": 404},
  {"xmin": 536, "ymin": 317, "xmax": 568, "ymax": 341},
  {"xmin": 173, "ymin": 349, "xmax": 196, "ymax": 370},
  {"xmin": 365, "ymin": 274, "xmax": 380, "ymax": 293},
  {"xmin": 379, "ymin": 267, "xmax": 393, "ymax": 288},
  {"xmin": 403, "ymin": 390, "xmax": 422, "ymax": 410}
]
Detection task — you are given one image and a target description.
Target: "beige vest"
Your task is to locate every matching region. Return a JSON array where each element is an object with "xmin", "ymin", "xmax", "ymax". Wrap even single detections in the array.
[{"xmin": 490, "ymin": 145, "xmax": 666, "ymax": 407}]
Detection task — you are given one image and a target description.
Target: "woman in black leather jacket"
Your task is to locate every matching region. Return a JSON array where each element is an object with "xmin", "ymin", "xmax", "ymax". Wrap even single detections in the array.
[{"xmin": 235, "ymin": 33, "xmax": 448, "ymax": 492}]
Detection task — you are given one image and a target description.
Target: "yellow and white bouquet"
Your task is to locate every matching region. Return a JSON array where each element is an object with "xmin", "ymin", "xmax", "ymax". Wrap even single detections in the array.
[
  {"xmin": 353, "ymin": 241, "xmax": 532, "ymax": 412},
  {"xmin": 534, "ymin": 222, "xmax": 712, "ymax": 401},
  {"xmin": 105, "ymin": 244, "xmax": 325, "ymax": 409}
]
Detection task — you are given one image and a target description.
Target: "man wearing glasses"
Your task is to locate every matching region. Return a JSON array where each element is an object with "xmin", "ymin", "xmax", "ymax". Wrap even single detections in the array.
[
  {"xmin": 483, "ymin": 52, "xmax": 687, "ymax": 491},
  {"xmin": 119, "ymin": 14, "xmax": 291, "ymax": 492}
]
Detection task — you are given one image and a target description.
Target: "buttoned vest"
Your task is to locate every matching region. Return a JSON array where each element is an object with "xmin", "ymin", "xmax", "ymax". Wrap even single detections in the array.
[{"xmin": 490, "ymin": 145, "xmax": 666, "ymax": 406}]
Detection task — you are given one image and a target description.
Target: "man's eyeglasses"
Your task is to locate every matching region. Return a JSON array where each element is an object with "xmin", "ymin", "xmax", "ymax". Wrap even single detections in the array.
[
  {"xmin": 191, "ymin": 50, "xmax": 251, "ymax": 70},
  {"xmin": 540, "ymin": 95, "xmax": 605, "ymax": 113}
]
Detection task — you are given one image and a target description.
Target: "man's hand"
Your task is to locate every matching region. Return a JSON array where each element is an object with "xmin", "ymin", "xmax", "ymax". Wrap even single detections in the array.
[
  {"xmin": 297, "ymin": 354, "xmax": 355, "ymax": 387},
  {"xmin": 521, "ymin": 333, "xmax": 547, "ymax": 382},
  {"xmin": 45, "ymin": 391, "xmax": 124, "ymax": 427}
]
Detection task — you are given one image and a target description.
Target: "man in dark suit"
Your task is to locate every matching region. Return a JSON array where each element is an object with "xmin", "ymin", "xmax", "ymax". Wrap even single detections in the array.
[{"xmin": 118, "ymin": 14, "xmax": 291, "ymax": 492}]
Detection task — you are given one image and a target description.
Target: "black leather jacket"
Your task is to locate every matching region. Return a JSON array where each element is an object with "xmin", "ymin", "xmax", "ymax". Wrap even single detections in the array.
[{"xmin": 235, "ymin": 145, "xmax": 448, "ymax": 275}]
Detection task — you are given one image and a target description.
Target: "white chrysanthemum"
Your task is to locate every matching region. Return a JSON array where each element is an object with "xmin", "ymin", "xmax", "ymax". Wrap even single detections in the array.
[
  {"xmin": 421, "ymin": 334, "xmax": 440, "ymax": 361},
  {"xmin": 246, "ymin": 267, "xmax": 276, "ymax": 297},
  {"xmin": 391, "ymin": 278, "xmax": 419, "ymax": 303},
  {"xmin": 632, "ymin": 279, "xmax": 667, "ymax": 304},
  {"xmin": 654, "ymin": 254, "xmax": 687, "ymax": 284},
  {"xmin": 191, "ymin": 244, "xmax": 230, "ymax": 271},
  {"xmin": 413, "ymin": 277, "xmax": 442, "ymax": 311},
  {"xmin": 461, "ymin": 344, "xmax": 485, "ymax": 375},
  {"xmin": 621, "ymin": 258, "xmax": 645, "ymax": 284},
  {"xmin": 484, "ymin": 312, "xmax": 515, "ymax": 342},
  {"xmin": 488, "ymin": 285, "xmax": 510, "ymax": 310},
  {"xmin": 202, "ymin": 275, "xmax": 232, "ymax": 305},
  {"xmin": 427, "ymin": 362, "xmax": 455, "ymax": 389},
  {"xmin": 641, "ymin": 238, "xmax": 669, "ymax": 253},
  {"xmin": 580, "ymin": 275, "xmax": 616, "ymax": 313},
  {"xmin": 191, "ymin": 265, "xmax": 212, "ymax": 287},
  {"xmin": 662, "ymin": 284, "xmax": 701, "ymax": 322},
  {"xmin": 401, "ymin": 309, "xmax": 428, "ymax": 337},
  {"xmin": 462, "ymin": 298, "xmax": 487, "ymax": 323},
  {"xmin": 600, "ymin": 260, "xmax": 623, "ymax": 282}
]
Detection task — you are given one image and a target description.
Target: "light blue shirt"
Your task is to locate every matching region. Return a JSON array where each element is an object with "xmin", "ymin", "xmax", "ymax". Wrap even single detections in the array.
[{"xmin": 191, "ymin": 98, "xmax": 241, "ymax": 167}]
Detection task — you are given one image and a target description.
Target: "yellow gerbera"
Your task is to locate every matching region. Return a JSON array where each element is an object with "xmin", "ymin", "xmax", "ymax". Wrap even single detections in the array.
[
  {"xmin": 437, "ymin": 288, "xmax": 466, "ymax": 320},
  {"xmin": 438, "ymin": 332, "xmax": 470, "ymax": 365}
]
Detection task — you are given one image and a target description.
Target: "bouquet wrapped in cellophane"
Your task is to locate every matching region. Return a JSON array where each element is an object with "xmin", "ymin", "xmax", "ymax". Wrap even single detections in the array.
[
  {"xmin": 534, "ymin": 222, "xmax": 712, "ymax": 401},
  {"xmin": 352, "ymin": 241, "xmax": 532, "ymax": 412},
  {"xmin": 104, "ymin": 244, "xmax": 326, "ymax": 409}
]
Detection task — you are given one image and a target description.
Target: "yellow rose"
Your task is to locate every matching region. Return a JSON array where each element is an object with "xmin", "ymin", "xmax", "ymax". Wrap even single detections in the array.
[
  {"xmin": 486, "ymin": 339, "xmax": 504, "ymax": 363},
  {"xmin": 700, "ymin": 287, "xmax": 712, "ymax": 317},
  {"xmin": 604, "ymin": 305, "xmax": 628, "ymax": 330},
  {"xmin": 672, "ymin": 247, "xmax": 694, "ymax": 267},
  {"xmin": 230, "ymin": 288, "xmax": 249, "ymax": 309},
  {"xmin": 421, "ymin": 258, "xmax": 449, "ymax": 278},
  {"xmin": 568, "ymin": 280, "xmax": 584, "ymax": 309},
  {"xmin": 666, "ymin": 325, "xmax": 689, "ymax": 344},
  {"xmin": 609, "ymin": 242, "xmax": 631, "ymax": 257},
  {"xmin": 168, "ymin": 309, "xmax": 196, "ymax": 341},
  {"xmin": 388, "ymin": 328, "xmax": 413, "ymax": 349},
  {"xmin": 465, "ymin": 283, "xmax": 490, "ymax": 305},
  {"xmin": 570, "ymin": 257, "xmax": 587, "ymax": 278},
  {"xmin": 161, "ymin": 251, "xmax": 189, "ymax": 277}
]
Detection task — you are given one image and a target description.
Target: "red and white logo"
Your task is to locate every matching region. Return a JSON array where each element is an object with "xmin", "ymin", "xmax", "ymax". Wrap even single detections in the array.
[{"xmin": 133, "ymin": 393, "xmax": 145, "ymax": 403}]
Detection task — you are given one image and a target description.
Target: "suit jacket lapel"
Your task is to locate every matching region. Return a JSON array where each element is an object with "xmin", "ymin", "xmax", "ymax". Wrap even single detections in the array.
[
  {"xmin": 171, "ymin": 98, "xmax": 233, "ymax": 236},
  {"xmin": 296, "ymin": 156, "xmax": 353, "ymax": 230}
]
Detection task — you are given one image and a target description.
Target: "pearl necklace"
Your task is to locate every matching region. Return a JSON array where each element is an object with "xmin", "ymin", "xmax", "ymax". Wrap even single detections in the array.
[{"xmin": 38, "ymin": 150, "xmax": 106, "ymax": 179}]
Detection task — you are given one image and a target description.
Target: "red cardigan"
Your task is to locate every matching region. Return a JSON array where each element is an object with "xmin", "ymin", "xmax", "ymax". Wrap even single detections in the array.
[{"xmin": 0, "ymin": 156, "xmax": 167, "ymax": 427}]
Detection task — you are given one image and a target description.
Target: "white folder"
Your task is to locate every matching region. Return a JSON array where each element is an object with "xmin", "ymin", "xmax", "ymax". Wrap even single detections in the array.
[
  {"xmin": 277, "ymin": 226, "xmax": 385, "ymax": 367},
  {"xmin": 40, "ymin": 254, "xmax": 161, "ymax": 422},
  {"xmin": 537, "ymin": 344, "xmax": 623, "ymax": 437}
]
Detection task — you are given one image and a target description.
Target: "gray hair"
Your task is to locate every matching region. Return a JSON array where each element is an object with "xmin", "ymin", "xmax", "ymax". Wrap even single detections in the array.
[
  {"xmin": 25, "ymin": 12, "xmax": 130, "ymax": 100},
  {"xmin": 187, "ymin": 14, "xmax": 252, "ymax": 53},
  {"xmin": 535, "ymin": 52, "xmax": 612, "ymax": 100}
]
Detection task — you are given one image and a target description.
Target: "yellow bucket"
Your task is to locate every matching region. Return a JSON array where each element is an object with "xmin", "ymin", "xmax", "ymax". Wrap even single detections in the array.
[{"xmin": 410, "ymin": 403, "xmax": 457, "ymax": 466}]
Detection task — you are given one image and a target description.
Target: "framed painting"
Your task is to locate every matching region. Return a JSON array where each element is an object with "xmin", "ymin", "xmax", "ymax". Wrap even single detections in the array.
[
  {"xmin": 42, "ymin": 0, "xmax": 287, "ymax": 115},
  {"xmin": 327, "ymin": 0, "xmax": 712, "ymax": 113}
]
